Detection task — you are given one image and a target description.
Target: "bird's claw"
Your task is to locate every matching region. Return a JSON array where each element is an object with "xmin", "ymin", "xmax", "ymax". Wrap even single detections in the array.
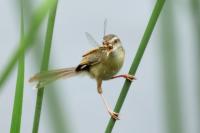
[
  {"xmin": 109, "ymin": 110, "xmax": 120, "ymax": 120},
  {"xmin": 125, "ymin": 74, "xmax": 136, "ymax": 81}
]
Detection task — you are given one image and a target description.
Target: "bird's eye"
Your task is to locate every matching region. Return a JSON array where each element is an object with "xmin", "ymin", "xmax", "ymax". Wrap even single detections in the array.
[{"xmin": 114, "ymin": 39, "xmax": 118, "ymax": 43}]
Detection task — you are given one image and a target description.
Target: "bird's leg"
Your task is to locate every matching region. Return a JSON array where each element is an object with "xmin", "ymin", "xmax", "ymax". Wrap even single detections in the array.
[
  {"xmin": 97, "ymin": 80, "xmax": 120, "ymax": 120},
  {"xmin": 111, "ymin": 74, "xmax": 136, "ymax": 81}
]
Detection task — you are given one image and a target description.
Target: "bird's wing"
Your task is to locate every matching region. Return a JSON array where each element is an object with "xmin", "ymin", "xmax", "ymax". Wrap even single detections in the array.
[
  {"xmin": 76, "ymin": 48, "xmax": 105, "ymax": 71},
  {"xmin": 82, "ymin": 45, "xmax": 108, "ymax": 57},
  {"xmin": 82, "ymin": 47, "xmax": 100, "ymax": 57}
]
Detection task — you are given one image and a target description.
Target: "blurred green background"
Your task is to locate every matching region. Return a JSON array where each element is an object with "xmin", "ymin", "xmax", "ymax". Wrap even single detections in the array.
[{"xmin": 0, "ymin": 0, "xmax": 199, "ymax": 133}]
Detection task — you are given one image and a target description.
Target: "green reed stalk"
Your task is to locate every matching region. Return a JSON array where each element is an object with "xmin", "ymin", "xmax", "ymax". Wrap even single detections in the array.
[
  {"xmin": 190, "ymin": 0, "xmax": 200, "ymax": 132},
  {"xmin": 105, "ymin": 0, "xmax": 165, "ymax": 132},
  {"xmin": 0, "ymin": 0, "xmax": 56, "ymax": 89},
  {"xmin": 32, "ymin": 1, "xmax": 58, "ymax": 133},
  {"xmin": 45, "ymin": 88, "xmax": 72, "ymax": 133},
  {"xmin": 159, "ymin": 1, "xmax": 183, "ymax": 133},
  {"xmin": 31, "ymin": 29, "xmax": 72, "ymax": 132},
  {"xmin": 10, "ymin": 0, "xmax": 25, "ymax": 133}
]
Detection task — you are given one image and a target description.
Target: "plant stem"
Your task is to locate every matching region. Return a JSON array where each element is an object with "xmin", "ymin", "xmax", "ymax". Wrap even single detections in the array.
[
  {"xmin": 105, "ymin": 0, "xmax": 165, "ymax": 132},
  {"xmin": 10, "ymin": 0, "xmax": 25, "ymax": 133},
  {"xmin": 159, "ymin": 1, "xmax": 183, "ymax": 133},
  {"xmin": 0, "ymin": 0, "xmax": 56, "ymax": 90},
  {"xmin": 32, "ymin": 1, "xmax": 58, "ymax": 133},
  {"xmin": 45, "ymin": 88, "xmax": 73, "ymax": 133},
  {"xmin": 190, "ymin": 0, "xmax": 200, "ymax": 132},
  {"xmin": 32, "ymin": 29, "xmax": 72, "ymax": 133}
]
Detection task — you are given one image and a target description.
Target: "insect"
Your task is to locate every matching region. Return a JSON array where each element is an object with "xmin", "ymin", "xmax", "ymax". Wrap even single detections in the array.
[{"xmin": 29, "ymin": 20, "xmax": 135, "ymax": 120}]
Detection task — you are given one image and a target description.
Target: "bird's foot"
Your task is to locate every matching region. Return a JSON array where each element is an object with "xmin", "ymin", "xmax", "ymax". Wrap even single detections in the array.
[
  {"xmin": 108, "ymin": 110, "xmax": 120, "ymax": 120},
  {"xmin": 124, "ymin": 74, "xmax": 136, "ymax": 81},
  {"xmin": 111, "ymin": 74, "xmax": 136, "ymax": 81}
]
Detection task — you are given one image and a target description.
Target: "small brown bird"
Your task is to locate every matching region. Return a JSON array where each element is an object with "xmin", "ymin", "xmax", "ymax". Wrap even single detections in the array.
[{"xmin": 29, "ymin": 34, "xmax": 135, "ymax": 120}]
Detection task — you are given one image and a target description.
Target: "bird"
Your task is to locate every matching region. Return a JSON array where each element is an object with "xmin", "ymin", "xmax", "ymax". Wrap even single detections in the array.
[{"xmin": 29, "ymin": 34, "xmax": 135, "ymax": 120}]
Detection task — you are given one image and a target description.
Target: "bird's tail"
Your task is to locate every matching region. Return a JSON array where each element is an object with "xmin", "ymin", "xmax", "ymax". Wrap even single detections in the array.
[{"xmin": 29, "ymin": 67, "xmax": 78, "ymax": 88}]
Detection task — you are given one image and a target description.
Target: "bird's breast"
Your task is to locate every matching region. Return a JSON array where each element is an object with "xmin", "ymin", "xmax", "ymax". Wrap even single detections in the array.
[{"xmin": 89, "ymin": 46, "xmax": 125, "ymax": 80}]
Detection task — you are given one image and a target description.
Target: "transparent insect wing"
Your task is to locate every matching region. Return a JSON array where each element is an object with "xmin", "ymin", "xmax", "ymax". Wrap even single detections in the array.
[
  {"xmin": 85, "ymin": 32, "xmax": 100, "ymax": 47},
  {"xmin": 103, "ymin": 18, "xmax": 107, "ymax": 37}
]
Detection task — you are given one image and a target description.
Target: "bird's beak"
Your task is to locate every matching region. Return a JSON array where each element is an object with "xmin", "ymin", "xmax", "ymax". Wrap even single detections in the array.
[
  {"xmin": 103, "ymin": 40, "xmax": 109, "ymax": 46},
  {"xmin": 103, "ymin": 41, "xmax": 113, "ymax": 49}
]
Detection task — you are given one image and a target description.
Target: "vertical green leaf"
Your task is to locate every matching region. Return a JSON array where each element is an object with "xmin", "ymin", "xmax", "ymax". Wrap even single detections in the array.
[
  {"xmin": 105, "ymin": 0, "xmax": 165, "ymax": 132},
  {"xmin": 159, "ymin": 1, "xmax": 183, "ymax": 133},
  {"xmin": 10, "ymin": 0, "xmax": 25, "ymax": 132},
  {"xmin": 190, "ymin": 0, "xmax": 200, "ymax": 131},
  {"xmin": 0, "ymin": 0, "xmax": 56, "ymax": 89},
  {"xmin": 45, "ymin": 88, "xmax": 72, "ymax": 133},
  {"xmin": 32, "ymin": 1, "xmax": 58, "ymax": 133},
  {"xmin": 32, "ymin": 34, "xmax": 72, "ymax": 133}
]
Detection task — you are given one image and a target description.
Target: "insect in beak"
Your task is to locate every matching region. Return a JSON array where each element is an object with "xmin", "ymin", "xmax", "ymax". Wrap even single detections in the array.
[
  {"xmin": 103, "ymin": 40, "xmax": 108, "ymax": 46},
  {"xmin": 108, "ymin": 43, "xmax": 113, "ymax": 49},
  {"xmin": 103, "ymin": 40, "xmax": 113, "ymax": 49},
  {"xmin": 103, "ymin": 43, "xmax": 112, "ymax": 56}
]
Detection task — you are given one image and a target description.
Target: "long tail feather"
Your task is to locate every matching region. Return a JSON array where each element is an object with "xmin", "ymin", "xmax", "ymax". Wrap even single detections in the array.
[{"xmin": 29, "ymin": 67, "xmax": 77, "ymax": 88}]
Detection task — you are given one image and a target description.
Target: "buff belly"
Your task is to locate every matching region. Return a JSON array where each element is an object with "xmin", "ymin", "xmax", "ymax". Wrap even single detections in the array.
[{"xmin": 89, "ymin": 47, "xmax": 125, "ymax": 80}]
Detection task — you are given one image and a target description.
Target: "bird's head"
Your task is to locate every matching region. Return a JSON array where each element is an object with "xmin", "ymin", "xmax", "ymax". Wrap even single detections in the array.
[{"xmin": 102, "ymin": 34, "xmax": 122, "ymax": 50}]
